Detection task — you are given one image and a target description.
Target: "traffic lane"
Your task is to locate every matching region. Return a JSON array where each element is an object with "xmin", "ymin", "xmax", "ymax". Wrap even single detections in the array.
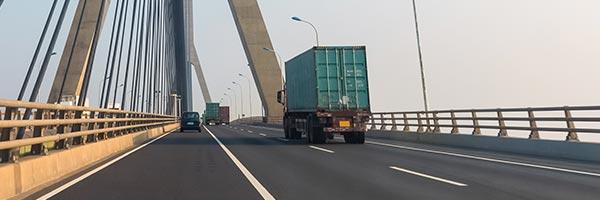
[
  {"xmin": 238, "ymin": 124, "xmax": 600, "ymax": 174},
  {"xmin": 322, "ymin": 137, "xmax": 600, "ymax": 200},
  {"xmin": 236, "ymin": 125, "xmax": 600, "ymax": 200},
  {"xmin": 209, "ymin": 126, "xmax": 472, "ymax": 200},
  {"xmin": 39, "ymin": 131, "xmax": 261, "ymax": 200}
]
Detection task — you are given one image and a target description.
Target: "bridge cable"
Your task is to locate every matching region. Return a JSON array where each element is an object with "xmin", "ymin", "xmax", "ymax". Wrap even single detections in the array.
[
  {"xmin": 99, "ymin": 0, "xmax": 122, "ymax": 108},
  {"xmin": 131, "ymin": 0, "xmax": 147, "ymax": 112},
  {"xmin": 17, "ymin": 0, "xmax": 59, "ymax": 101},
  {"xmin": 121, "ymin": 0, "xmax": 140, "ymax": 111},
  {"xmin": 110, "ymin": 0, "xmax": 131, "ymax": 109},
  {"xmin": 18, "ymin": 0, "xmax": 71, "ymax": 139},
  {"xmin": 102, "ymin": 0, "xmax": 127, "ymax": 108}
]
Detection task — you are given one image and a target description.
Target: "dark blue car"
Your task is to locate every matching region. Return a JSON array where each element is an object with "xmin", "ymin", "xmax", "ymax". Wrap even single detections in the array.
[{"xmin": 180, "ymin": 112, "xmax": 201, "ymax": 132}]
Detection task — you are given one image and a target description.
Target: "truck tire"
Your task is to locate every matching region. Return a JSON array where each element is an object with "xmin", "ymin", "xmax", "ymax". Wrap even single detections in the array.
[
  {"xmin": 343, "ymin": 134, "xmax": 352, "ymax": 144},
  {"xmin": 311, "ymin": 127, "xmax": 326, "ymax": 144},
  {"xmin": 284, "ymin": 119, "xmax": 291, "ymax": 139},
  {"xmin": 290, "ymin": 128, "xmax": 302, "ymax": 139},
  {"xmin": 344, "ymin": 132, "xmax": 365, "ymax": 144},
  {"xmin": 354, "ymin": 132, "xmax": 365, "ymax": 144}
]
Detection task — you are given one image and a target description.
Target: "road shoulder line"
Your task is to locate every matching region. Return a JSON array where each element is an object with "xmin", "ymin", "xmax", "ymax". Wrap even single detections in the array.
[
  {"xmin": 204, "ymin": 126, "xmax": 276, "ymax": 200},
  {"xmin": 36, "ymin": 131, "xmax": 175, "ymax": 200}
]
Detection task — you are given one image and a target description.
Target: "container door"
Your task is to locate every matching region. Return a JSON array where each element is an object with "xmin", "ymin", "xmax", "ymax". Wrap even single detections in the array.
[
  {"xmin": 341, "ymin": 48, "xmax": 369, "ymax": 110},
  {"xmin": 316, "ymin": 49, "xmax": 342, "ymax": 110},
  {"xmin": 316, "ymin": 47, "xmax": 369, "ymax": 111}
]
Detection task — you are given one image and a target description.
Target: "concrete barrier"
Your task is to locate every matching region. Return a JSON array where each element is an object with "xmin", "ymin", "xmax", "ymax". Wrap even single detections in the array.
[
  {"xmin": 0, "ymin": 123, "xmax": 179, "ymax": 200},
  {"xmin": 368, "ymin": 131, "xmax": 600, "ymax": 163}
]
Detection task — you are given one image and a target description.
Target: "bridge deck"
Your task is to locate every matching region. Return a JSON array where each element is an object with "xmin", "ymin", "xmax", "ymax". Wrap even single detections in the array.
[{"xmin": 29, "ymin": 125, "xmax": 600, "ymax": 200}]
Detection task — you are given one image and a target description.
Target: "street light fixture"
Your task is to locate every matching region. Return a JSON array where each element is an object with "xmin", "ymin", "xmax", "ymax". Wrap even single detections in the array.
[
  {"xmin": 238, "ymin": 73, "xmax": 253, "ymax": 117},
  {"xmin": 291, "ymin": 16, "xmax": 320, "ymax": 47},
  {"xmin": 262, "ymin": 48, "xmax": 286, "ymax": 83}
]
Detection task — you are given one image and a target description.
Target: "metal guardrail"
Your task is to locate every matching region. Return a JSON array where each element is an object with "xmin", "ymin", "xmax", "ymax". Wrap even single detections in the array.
[
  {"xmin": 368, "ymin": 106, "xmax": 600, "ymax": 142},
  {"xmin": 0, "ymin": 99, "xmax": 178, "ymax": 163}
]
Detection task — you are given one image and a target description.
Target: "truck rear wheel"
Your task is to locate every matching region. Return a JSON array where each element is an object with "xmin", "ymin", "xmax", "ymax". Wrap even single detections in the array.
[
  {"xmin": 290, "ymin": 128, "xmax": 302, "ymax": 139},
  {"xmin": 311, "ymin": 128, "xmax": 326, "ymax": 144},
  {"xmin": 344, "ymin": 132, "xmax": 365, "ymax": 144}
]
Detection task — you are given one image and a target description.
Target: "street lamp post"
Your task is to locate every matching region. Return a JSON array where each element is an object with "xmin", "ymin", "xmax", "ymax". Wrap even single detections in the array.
[
  {"xmin": 224, "ymin": 93, "xmax": 235, "ymax": 119},
  {"xmin": 262, "ymin": 48, "xmax": 286, "ymax": 83},
  {"xmin": 238, "ymin": 74, "xmax": 253, "ymax": 117},
  {"xmin": 291, "ymin": 16, "xmax": 320, "ymax": 47},
  {"xmin": 411, "ymin": 0, "xmax": 430, "ymax": 113},
  {"xmin": 227, "ymin": 88, "xmax": 239, "ymax": 119},
  {"xmin": 232, "ymin": 81, "xmax": 244, "ymax": 118}
]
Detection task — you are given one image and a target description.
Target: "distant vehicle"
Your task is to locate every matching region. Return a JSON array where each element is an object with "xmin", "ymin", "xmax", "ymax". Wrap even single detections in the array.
[
  {"xmin": 203, "ymin": 103, "xmax": 220, "ymax": 125},
  {"xmin": 278, "ymin": 46, "xmax": 371, "ymax": 144},
  {"xmin": 219, "ymin": 106, "xmax": 230, "ymax": 125},
  {"xmin": 180, "ymin": 112, "xmax": 201, "ymax": 132}
]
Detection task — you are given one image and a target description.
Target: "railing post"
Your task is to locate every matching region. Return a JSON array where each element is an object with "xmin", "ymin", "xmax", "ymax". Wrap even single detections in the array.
[
  {"xmin": 369, "ymin": 114, "xmax": 377, "ymax": 130},
  {"xmin": 390, "ymin": 113, "xmax": 398, "ymax": 131},
  {"xmin": 450, "ymin": 111, "xmax": 458, "ymax": 134},
  {"xmin": 416, "ymin": 113, "xmax": 424, "ymax": 133},
  {"xmin": 72, "ymin": 110, "xmax": 84, "ymax": 145},
  {"xmin": 564, "ymin": 107, "xmax": 579, "ymax": 141},
  {"xmin": 528, "ymin": 109, "xmax": 540, "ymax": 139},
  {"xmin": 1, "ymin": 107, "xmax": 15, "ymax": 162},
  {"xmin": 379, "ymin": 114, "xmax": 387, "ymax": 130},
  {"xmin": 472, "ymin": 111, "xmax": 481, "ymax": 135},
  {"xmin": 425, "ymin": 112, "xmax": 432, "ymax": 133},
  {"xmin": 402, "ymin": 113, "xmax": 410, "ymax": 132},
  {"xmin": 55, "ymin": 110, "xmax": 70, "ymax": 149},
  {"xmin": 31, "ymin": 109, "xmax": 48, "ymax": 155},
  {"xmin": 0, "ymin": 107, "xmax": 21, "ymax": 163},
  {"xmin": 432, "ymin": 112, "xmax": 441, "ymax": 133},
  {"xmin": 97, "ymin": 112, "xmax": 106, "ymax": 140},
  {"xmin": 497, "ymin": 110, "xmax": 508, "ymax": 137}
]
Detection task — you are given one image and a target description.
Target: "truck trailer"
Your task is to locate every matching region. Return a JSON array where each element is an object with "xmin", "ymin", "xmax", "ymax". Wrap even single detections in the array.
[
  {"xmin": 204, "ymin": 103, "xmax": 220, "ymax": 125},
  {"xmin": 277, "ymin": 46, "xmax": 371, "ymax": 144},
  {"xmin": 219, "ymin": 106, "xmax": 230, "ymax": 125}
]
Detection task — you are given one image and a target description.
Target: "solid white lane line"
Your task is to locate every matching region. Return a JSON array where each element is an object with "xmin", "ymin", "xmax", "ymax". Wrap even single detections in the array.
[
  {"xmin": 368, "ymin": 141, "xmax": 600, "ymax": 178},
  {"xmin": 309, "ymin": 146, "xmax": 335, "ymax": 154},
  {"xmin": 259, "ymin": 133, "xmax": 267, "ymax": 137},
  {"xmin": 389, "ymin": 166, "xmax": 468, "ymax": 187},
  {"xmin": 37, "ymin": 130, "xmax": 175, "ymax": 200},
  {"xmin": 204, "ymin": 126, "xmax": 275, "ymax": 200}
]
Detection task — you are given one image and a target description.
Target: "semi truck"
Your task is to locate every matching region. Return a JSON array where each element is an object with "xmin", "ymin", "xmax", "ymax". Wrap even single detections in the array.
[
  {"xmin": 219, "ymin": 106, "xmax": 230, "ymax": 125},
  {"xmin": 203, "ymin": 102, "xmax": 220, "ymax": 125},
  {"xmin": 277, "ymin": 46, "xmax": 371, "ymax": 144}
]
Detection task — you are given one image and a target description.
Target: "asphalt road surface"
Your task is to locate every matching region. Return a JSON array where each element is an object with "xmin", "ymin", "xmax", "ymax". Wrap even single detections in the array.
[{"xmin": 29, "ymin": 124, "xmax": 600, "ymax": 200}]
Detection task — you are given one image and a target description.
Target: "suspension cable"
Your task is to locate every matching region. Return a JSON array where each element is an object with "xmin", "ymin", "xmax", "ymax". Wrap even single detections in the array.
[{"xmin": 18, "ymin": 0, "xmax": 59, "ymax": 101}]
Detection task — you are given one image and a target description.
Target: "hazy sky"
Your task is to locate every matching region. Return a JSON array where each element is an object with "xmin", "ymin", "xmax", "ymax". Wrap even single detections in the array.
[{"xmin": 1, "ymin": 0, "xmax": 599, "ymax": 115}]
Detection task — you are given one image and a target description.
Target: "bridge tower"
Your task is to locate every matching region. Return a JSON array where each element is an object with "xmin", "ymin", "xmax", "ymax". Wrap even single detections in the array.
[{"xmin": 228, "ymin": 0, "xmax": 284, "ymax": 123}]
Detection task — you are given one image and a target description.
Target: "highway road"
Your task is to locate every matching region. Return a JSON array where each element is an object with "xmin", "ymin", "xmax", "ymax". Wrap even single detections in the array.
[{"xmin": 29, "ymin": 124, "xmax": 600, "ymax": 200}]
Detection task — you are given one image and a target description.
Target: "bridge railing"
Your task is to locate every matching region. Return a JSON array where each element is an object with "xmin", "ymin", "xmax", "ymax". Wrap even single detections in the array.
[
  {"xmin": 369, "ymin": 106, "xmax": 600, "ymax": 142},
  {"xmin": 0, "ymin": 99, "xmax": 178, "ymax": 163}
]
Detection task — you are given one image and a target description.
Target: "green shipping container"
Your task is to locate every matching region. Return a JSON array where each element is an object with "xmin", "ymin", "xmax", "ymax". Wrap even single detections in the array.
[
  {"xmin": 285, "ymin": 46, "xmax": 370, "ymax": 112},
  {"xmin": 205, "ymin": 103, "xmax": 220, "ymax": 120}
]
